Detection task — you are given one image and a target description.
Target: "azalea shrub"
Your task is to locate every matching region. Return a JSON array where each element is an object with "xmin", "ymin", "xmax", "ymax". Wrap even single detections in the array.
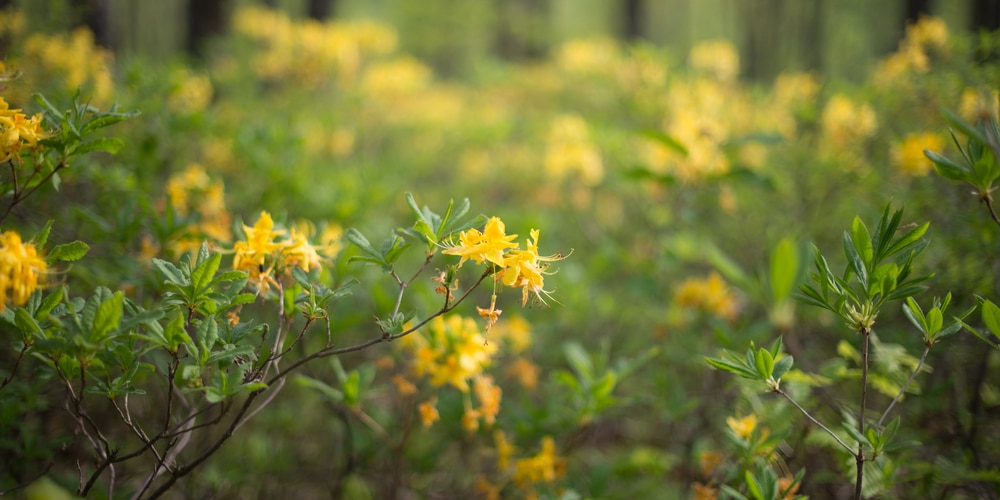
[{"xmin": 1, "ymin": 5, "xmax": 1000, "ymax": 499}]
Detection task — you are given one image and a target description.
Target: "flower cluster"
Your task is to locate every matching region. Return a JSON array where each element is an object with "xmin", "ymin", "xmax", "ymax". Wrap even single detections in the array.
[
  {"xmin": 544, "ymin": 114, "xmax": 604, "ymax": 186},
  {"xmin": 671, "ymin": 271, "xmax": 740, "ymax": 322},
  {"xmin": 443, "ymin": 217, "xmax": 567, "ymax": 330},
  {"xmin": 23, "ymin": 28, "xmax": 115, "ymax": 105},
  {"xmin": 398, "ymin": 315, "xmax": 502, "ymax": 432},
  {"xmin": 0, "ymin": 95, "xmax": 45, "ymax": 162},
  {"xmin": 231, "ymin": 211, "xmax": 333, "ymax": 293},
  {"xmin": 891, "ymin": 132, "xmax": 944, "ymax": 177},
  {"xmin": 876, "ymin": 15, "xmax": 949, "ymax": 84},
  {"xmin": 0, "ymin": 230, "xmax": 47, "ymax": 311},
  {"xmin": 477, "ymin": 432, "xmax": 567, "ymax": 499}
]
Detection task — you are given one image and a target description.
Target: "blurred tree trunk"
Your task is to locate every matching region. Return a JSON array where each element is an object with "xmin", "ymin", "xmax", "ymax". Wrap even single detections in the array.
[
  {"xmin": 308, "ymin": 0, "xmax": 337, "ymax": 20},
  {"xmin": 72, "ymin": 0, "xmax": 111, "ymax": 48},
  {"xmin": 971, "ymin": 0, "xmax": 999, "ymax": 31},
  {"xmin": 904, "ymin": 0, "xmax": 930, "ymax": 22},
  {"xmin": 187, "ymin": 0, "xmax": 230, "ymax": 57},
  {"xmin": 494, "ymin": 0, "xmax": 548, "ymax": 60},
  {"xmin": 622, "ymin": 0, "xmax": 642, "ymax": 40}
]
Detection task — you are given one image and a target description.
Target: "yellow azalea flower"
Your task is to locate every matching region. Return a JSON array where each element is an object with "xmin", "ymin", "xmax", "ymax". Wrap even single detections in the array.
[
  {"xmin": 672, "ymin": 272, "xmax": 740, "ymax": 321},
  {"xmin": 505, "ymin": 357, "xmax": 539, "ymax": 391},
  {"xmin": 443, "ymin": 216, "xmax": 518, "ymax": 268},
  {"xmin": 692, "ymin": 482, "xmax": 719, "ymax": 500},
  {"xmin": 493, "ymin": 430, "xmax": 517, "ymax": 471},
  {"xmin": 477, "ymin": 293, "xmax": 502, "ymax": 331},
  {"xmin": 726, "ymin": 414, "xmax": 758, "ymax": 440},
  {"xmin": 391, "ymin": 374, "xmax": 417, "ymax": 396},
  {"xmin": 475, "ymin": 477, "xmax": 501, "ymax": 500},
  {"xmin": 512, "ymin": 436, "xmax": 566, "ymax": 486},
  {"xmin": 0, "ymin": 230, "xmax": 47, "ymax": 311},
  {"xmin": 501, "ymin": 229, "xmax": 565, "ymax": 307},
  {"xmin": 689, "ymin": 40, "xmax": 740, "ymax": 82},
  {"xmin": 232, "ymin": 211, "xmax": 287, "ymax": 292},
  {"xmin": 401, "ymin": 315, "xmax": 496, "ymax": 392},
  {"xmin": 0, "ymin": 97, "xmax": 45, "ymax": 162},
  {"xmin": 462, "ymin": 407, "xmax": 481, "ymax": 433},
  {"xmin": 473, "ymin": 375, "xmax": 502, "ymax": 427},
  {"xmin": 891, "ymin": 132, "xmax": 945, "ymax": 177},
  {"xmin": 418, "ymin": 398, "xmax": 439, "ymax": 427},
  {"xmin": 281, "ymin": 226, "xmax": 323, "ymax": 273}
]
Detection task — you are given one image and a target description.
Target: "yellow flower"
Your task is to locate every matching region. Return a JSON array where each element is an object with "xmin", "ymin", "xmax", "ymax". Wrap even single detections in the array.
[
  {"xmin": 477, "ymin": 293, "xmax": 502, "ymax": 331},
  {"xmin": 891, "ymin": 132, "xmax": 945, "ymax": 177},
  {"xmin": 232, "ymin": 211, "xmax": 286, "ymax": 292},
  {"xmin": 512, "ymin": 436, "xmax": 566, "ymax": 486},
  {"xmin": 493, "ymin": 430, "xmax": 517, "ymax": 471},
  {"xmin": 689, "ymin": 40, "xmax": 740, "ymax": 82},
  {"xmin": 505, "ymin": 357, "xmax": 539, "ymax": 391},
  {"xmin": 391, "ymin": 374, "xmax": 417, "ymax": 396},
  {"xmin": 726, "ymin": 414, "xmax": 758, "ymax": 440},
  {"xmin": 0, "ymin": 230, "xmax": 47, "ymax": 311},
  {"xmin": 0, "ymin": 97, "xmax": 45, "ymax": 162},
  {"xmin": 401, "ymin": 315, "xmax": 496, "ymax": 392},
  {"xmin": 501, "ymin": 229, "xmax": 565, "ymax": 307},
  {"xmin": 692, "ymin": 482, "xmax": 719, "ymax": 500},
  {"xmin": 462, "ymin": 407, "xmax": 481, "ymax": 433},
  {"xmin": 443, "ymin": 216, "xmax": 518, "ymax": 268},
  {"xmin": 473, "ymin": 375, "xmax": 502, "ymax": 427},
  {"xmin": 822, "ymin": 94, "xmax": 878, "ymax": 149},
  {"xmin": 672, "ymin": 272, "xmax": 739, "ymax": 321},
  {"xmin": 418, "ymin": 398, "xmax": 439, "ymax": 428}
]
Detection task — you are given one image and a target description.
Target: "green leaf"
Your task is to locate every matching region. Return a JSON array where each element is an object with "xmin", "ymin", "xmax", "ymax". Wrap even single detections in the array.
[
  {"xmin": 925, "ymin": 149, "xmax": 972, "ymax": 181},
  {"xmin": 639, "ymin": 129, "xmax": 688, "ymax": 156},
  {"xmin": 902, "ymin": 297, "xmax": 926, "ymax": 333},
  {"xmin": 152, "ymin": 258, "xmax": 186, "ymax": 285},
  {"xmin": 943, "ymin": 107, "xmax": 988, "ymax": 145},
  {"xmin": 981, "ymin": 299, "xmax": 1000, "ymax": 337},
  {"xmin": 705, "ymin": 356, "xmax": 759, "ymax": 379},
  {"xmin": 90, "ymin": 291, "xmax": 124, "ymax": 344},
  {"xmin": 191, "ymin": 252, "xmax": 222, "ymax": 293},
  {"xmin": 32, "ymin": 93, "xmax": 63, "ymax": 120},
  {"xmin": 883, "ymin": 222, "xmax": 929, "ymax": 260},
  {"xmin": 755, "ymin": 348, "xmax": 774, "ymax": 379},
  {"xmin": 843, "ymin": 230, "xmax": 868, "ymax": 289},
  {"xmin": 48, "ymin": 241, "xmax": 90, "ymax": 262},
  {"xmin": 72, "ymin": 137, "xmax": 124, "ymax": 156},
  {"xmin": 772, "ymin": 355, "xmax": 794, "ymax": 380},
  {"xmin": 851, "ymin": 216, "xmax": 874, "ymax": 263},
  {"xmin": 564, "ymin": 342, "xmax": 594, "ymax": 381},
  {"xmin": 32, "ymin": 220, "xmax": 54, "ymax": 247},
  {"xmin": 294, "ymin": 375, "xmax": 344, "ymax": 402},
  {"xmin": 81, "ymin": 109, "xmax": 139, "ymax": 134},
  {"xmin": 769, "ymin": 237, "xmax": 801, "ymax": 302}
]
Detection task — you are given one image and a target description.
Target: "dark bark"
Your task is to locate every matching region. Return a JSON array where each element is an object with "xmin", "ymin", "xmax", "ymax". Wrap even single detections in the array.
[
  {"xmin": 971, "ymin": 0, "xmax": 1000, "ymax": 31},
  {"xmin": 307, "ymin": 0, "xmax": 336, "ymax": 21},
  {"xmin": 904, "ymin": 0, "xmax": 931, "ymax": 23},
  {"xmin": 187, "ymin": 0, "xmax": 230, "ymax": 58},
  {"xmin": 78, "ymin": 0, "xmax": 111, "ymax": 48},
  {"xmin": 622, "ymin": 0, "xmax": 642, "ymax": 40}
]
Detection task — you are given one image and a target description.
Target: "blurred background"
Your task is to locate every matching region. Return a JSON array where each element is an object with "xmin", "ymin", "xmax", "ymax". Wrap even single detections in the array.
[{"xmin": 1, "ymin": 0, "xmax": 999, "ymax": 498}]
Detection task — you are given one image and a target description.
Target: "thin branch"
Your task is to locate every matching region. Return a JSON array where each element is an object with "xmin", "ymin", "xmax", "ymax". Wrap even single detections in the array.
[
  {"xmin": 0, "ymin": 341, "xmax": 31, "ymax": 391},
  {"xmin": 984, "ymin": 196, "xmax": 1000, "ymax": 229},
  {"xmin": 855, "ymin": 329, "xmax": 871, "ymax": 500},
  {"xmin": 776, "ymin": 388, "xmax": 855, "ymax": 454},
  {"xmin": 877, "ymin": 344, "xmax": 930, "ymax": 428}
]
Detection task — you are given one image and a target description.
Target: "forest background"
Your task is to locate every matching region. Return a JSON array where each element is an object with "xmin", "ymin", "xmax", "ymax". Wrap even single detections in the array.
[{"xmin": 1, "ymin": 0, "xmax": 999, "ymax": 498}]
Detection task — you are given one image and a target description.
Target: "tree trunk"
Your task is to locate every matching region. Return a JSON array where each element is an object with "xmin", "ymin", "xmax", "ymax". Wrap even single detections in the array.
[
  {"xmin": 187, "ymin": 0, "xmax": 230, "ymax": 57},
  {"xmin": 622, "ymin": 0, "xmax": 642, "ymax": 40},
  {"xmin": 971, "ymin": 0, "xmax": 999, "ymax": 31},
  {"xmin": 70, "ymin": 0, "xmax": 112, "ymax": 48},
  {"xmin": 903, "ymin": 0, "xmax": 931, "ymax": 23},
  {"xmin": 308, "ymin": 0, "xmax": 337, "ymax": 21}
]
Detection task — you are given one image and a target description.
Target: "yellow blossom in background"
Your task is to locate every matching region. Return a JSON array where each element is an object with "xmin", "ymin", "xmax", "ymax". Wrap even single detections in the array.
[
  {"xmin": 726, "ymin": 414, "xmax": 758, "ymax": 440},
  {"xmin": 692, "ymin": 482, "xmax": 719, "ymax": 500},
  {"xmin": 960, "ymin": 87, "xmax": 999, "ymax": 123},
  {"xmin": 400, "ymin": 315, "xmax": 496, "ymax": 392},
  {"xmin": 492, "ymin": 315, "xmax": 532, "ymax": 354},
  {"xmin": 512, "ymin": 436, "xmax": 566, "ymax": 487},
  {"xmin": 821, "ymin": 94, "xmax": 878, "ymax": 149},
  {"xmin": 461, "ymin": 407, "xmax": 481, "ymax": 432},
  {"xmin": 698, "ymin": 450, "xmax": 723, "ymax": 477},
  {"xmin": 555, "ymin": 37, "xmax": 621, "ymax": 75},
  {"xmin": 232, "ymin": 6, "xmax": 396, "ymax": 87},
  {"xmin": 689, "ymin": 40, "xmax": 740, "ymax": 82},
  {"xmin": 418, "ymin": 398, "xmax": 439, "ymax": 427},
  {"xmin": 360, "ymin": 56, "xmax": 431, "ymax": 101},
  {"xmin": 443, "ymin": 216, "xmax": 518, "ymax": 268},
  {"xmin": 167, "ymin": 68, "xmax": 213, "ymax": 114},
  {"xmin": 23, "ymin": 28, "xmax": 114, "ymax": 105},
  {"xmin": 391, "ymin": 374, "xmax": 417, "ymax": 396},
  {"xmin": 505, "ymin": 357, "xmax": 539, "ymax": 391},
  {"xmin": 0, "ymin": 230, "xmax": 47, "ymax": 311},
  {"xmin": 543, "ymin": 114, "xmax": 604, "ymax": 186},
  {"xmin": 874, "ymin": 16, "xmax": 949, "ymax": 87},
  {"xmin": 163, "ymin": 165, "xmax": 233, "ymax": 256},
  {"xmin": 167, "ymin": 164, "xmax": 211, "ymax": 216},
  {"xmin": 891, "ymin": 132, "xmax": 944, "ymax": 177},
  {"xmin": 493, "ymin": 430, "xmax": 517, "ymax": 470},
  {"xmin": 774, "ymin": 72, "xmax": 820, "ymax": 107},
  {"xmin": 475, "ymin": 477, "xmax": 501, "ymax": 500},
  {"xmin": 672, "ymin": 272, "xmax": 740, "ymax": 321},
  {"xmin": 473, "ymin": 375, "xmax": 502, "ymax": 427}
]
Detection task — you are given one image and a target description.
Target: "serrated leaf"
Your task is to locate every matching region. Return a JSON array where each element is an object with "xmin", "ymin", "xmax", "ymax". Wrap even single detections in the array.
[
  {"xmin": 152, "ymin": 258, "xmax": 186, "ymax": 285},
  {"xmin": 80, "ymin": 110, "xmax": 139, "ymax": 134},
  {"xmin": 32, "ymin": 220, "xmax": 54, "ymax": 247},
  {"xmin": 32, "ymin": 93, "xmax": 63, "ymax": 119},
  {"xmin": 48, "ymin": 241, "xmax": 90, "ymax": 262}
]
